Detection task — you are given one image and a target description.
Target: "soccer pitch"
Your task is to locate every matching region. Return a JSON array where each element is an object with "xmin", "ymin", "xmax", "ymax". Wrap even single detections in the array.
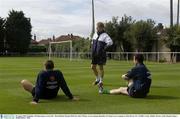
[{"xmin": 0, "ymin": 57, "xmax": 180, "ymax": 114}]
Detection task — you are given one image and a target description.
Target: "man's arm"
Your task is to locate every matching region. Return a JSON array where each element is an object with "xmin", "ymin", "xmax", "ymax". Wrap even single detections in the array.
[
  {"xmin": 121, "ymin": 74, "xmax": 130, "ymax": 80},
  {"xmin": 104, "ymin": 34, "xmax": 113, "ymax": 48},
  {"xmin": 58, "ymin": 71, "xmax": 73, "ymax": 99},
  {"xmin": 122, "ymin": 68, "xmax": 136, "ymax": 80},
  {"xmin": 32, "ymin": 72, "xmax": 46, "ymax": 103}
]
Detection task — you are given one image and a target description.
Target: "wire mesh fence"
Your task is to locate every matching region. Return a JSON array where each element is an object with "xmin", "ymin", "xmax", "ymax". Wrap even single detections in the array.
[{"xmin": 48, "ymin": 52, "xmax": 180, "ymax": 63}]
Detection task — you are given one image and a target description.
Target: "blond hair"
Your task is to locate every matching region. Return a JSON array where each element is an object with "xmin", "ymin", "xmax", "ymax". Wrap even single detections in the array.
[{"xmin": 97, "ymin": 22, "xmax": 105, "ymax": 29}]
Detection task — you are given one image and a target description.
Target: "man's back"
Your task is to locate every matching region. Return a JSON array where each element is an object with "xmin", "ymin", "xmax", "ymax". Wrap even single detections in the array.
[
  {"xmin": 127, "ymin": 63, "xmax": 152, "ymax": 96},
  {"xmin": 34, "ymin": 70, "xmax": 73, "ymax": 102},
  {"xmin": 37, "ymin": 70, "xmax": 61, "ymax": 98}
]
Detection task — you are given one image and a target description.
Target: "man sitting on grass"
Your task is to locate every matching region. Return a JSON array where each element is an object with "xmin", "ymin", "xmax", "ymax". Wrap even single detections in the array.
[
  {"xmin": 102, "ymin": 54, "xmax": 152, "ymax": 98},
  {"xmin": 21, "ymin": 60, "xmax": 78, "ymax": 104}
]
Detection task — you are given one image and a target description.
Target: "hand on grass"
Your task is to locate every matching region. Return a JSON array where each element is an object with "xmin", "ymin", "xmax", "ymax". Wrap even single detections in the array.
[
  {"xmin": 72, "ymin": 97, "xmax": 79, "ymax": 101},
  {"xmin": 30, "ymin": 101, "xmax": 38, "ymax": 105}
]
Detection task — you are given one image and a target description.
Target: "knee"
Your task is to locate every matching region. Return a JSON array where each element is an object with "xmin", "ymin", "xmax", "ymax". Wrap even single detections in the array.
[
  {"xmin": 119, "ymin": 87, "xmax": 123, "ymax": 91},
  {"xmin": 99, "ymin": 65, "xmax": 104, "ymax": 71},
  {"xmin": 91, "ymin": 65, "xmax": 96, "ymax": 70},
  {"xmin": 119, "ymin": 87, "xmax": 127, "ymax": 92},
  {"xmin": 21, "ymin": 79, "xmax": 27, "ymax": 86}
]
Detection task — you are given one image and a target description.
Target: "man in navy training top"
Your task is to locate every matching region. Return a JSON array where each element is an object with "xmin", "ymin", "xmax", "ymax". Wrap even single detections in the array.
[
  {"xmin": 102, "ymin": 54, "xmax": 152, "ymax": 98},
  {"xmin": 21, "ymin": 60, "xmax": 78, "ymax": 104},
  {"xmin": 91, "ymin": 22, "xmax": 113, "ymax": 93}
]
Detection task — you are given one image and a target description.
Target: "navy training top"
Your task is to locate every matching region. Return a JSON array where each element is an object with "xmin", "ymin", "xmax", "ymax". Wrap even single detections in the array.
[{"xmin": 33, "ymin": 70, "xmax": 73, "ymax": 102}]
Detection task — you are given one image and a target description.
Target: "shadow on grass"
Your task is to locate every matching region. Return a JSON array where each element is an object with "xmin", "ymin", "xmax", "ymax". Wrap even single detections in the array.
[
  {"xmin": 151, "ymin": 86, "xmax": 169, "ymax": 88},
  {"xmin": 147, "ymin": 95, "xmax": 179, "ymax": 100}
]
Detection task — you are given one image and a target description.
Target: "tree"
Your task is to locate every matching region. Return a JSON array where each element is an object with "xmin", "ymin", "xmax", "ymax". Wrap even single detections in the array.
[
  {"xmin": 104, "ymin": 17, "xmax": 117, "ymax": 51},
  {"xmin": 166, "ymin": 25, "xmax": 180, "ymax": 62},
  {"xmin": 0, "ymin": 17, "xmax": 5, "ymax": 54},
  {"xmin": 166, "ymin": 25, "xmax": 180, "ymax": 51},
  {"xmin": 6, "ymin": 10, "xmax": 32, "ymax": 54},
  {"xmin": 105, "ymin": 15, "xmax": 134, "ymax": 52},
  {"xmin": 125, "ymin": 19, "xmax": 157, "ymax": 52}
]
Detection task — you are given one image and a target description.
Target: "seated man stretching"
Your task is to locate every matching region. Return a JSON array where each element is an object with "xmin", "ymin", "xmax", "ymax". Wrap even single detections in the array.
[
  {"xmin": 102, "ymin": 54, "xmax": 152, "ymax": 98},
  {"xmin": 21, "ymin": 60, "xmax": 78, "ymax": 104}
]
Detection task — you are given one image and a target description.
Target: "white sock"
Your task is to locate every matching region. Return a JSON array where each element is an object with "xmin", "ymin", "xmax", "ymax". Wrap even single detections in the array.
[
  {"xmin": 99, "ymin": 77, "xmax": 103, "ymax": 83},
  {"xmin": 96, "ymin": 76, "xmax": 99, "ymax": 82}
]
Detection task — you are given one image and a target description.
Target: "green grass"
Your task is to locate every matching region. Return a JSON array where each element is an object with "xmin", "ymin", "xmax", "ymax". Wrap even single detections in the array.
[{"xmin": 0, "ymin": 57, "xmax": 180, "ymax": 114}]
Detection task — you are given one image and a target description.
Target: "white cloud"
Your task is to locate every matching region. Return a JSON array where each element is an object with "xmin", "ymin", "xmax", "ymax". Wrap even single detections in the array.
[{"xmin": 0, "ymin": 0, "xmax": 177, "ymax": 40}]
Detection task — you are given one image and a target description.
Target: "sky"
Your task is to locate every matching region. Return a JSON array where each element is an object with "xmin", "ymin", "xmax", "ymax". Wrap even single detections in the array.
[{"xmin": 0, "ymin": 0, "xmax": 178, "ymax": 40}]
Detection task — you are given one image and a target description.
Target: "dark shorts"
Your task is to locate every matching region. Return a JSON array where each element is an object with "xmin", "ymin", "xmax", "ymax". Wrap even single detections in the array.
[
  {"xmin": 31, "ymin": 87, "xmax": 35, "ymax": 97},
  {"xmin": 127, "ymin": 84, "xmax": 147, "ymax": 98},
  {"xmin": 91, "ymin": 56, "xmax": 106, "ymax": 65},
  {"xmin": 31, "ymin": 87, "xmax": 57, "ymax": 99}
]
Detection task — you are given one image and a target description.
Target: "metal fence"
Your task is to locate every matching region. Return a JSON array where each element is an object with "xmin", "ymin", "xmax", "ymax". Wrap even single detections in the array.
[
  {"xmin": 48, "ymin": 52, "xmax": 180, "ymax": 63},
  {"xmin": 1, "ymin": 52, "xmax": 180, "ymax": 63}
]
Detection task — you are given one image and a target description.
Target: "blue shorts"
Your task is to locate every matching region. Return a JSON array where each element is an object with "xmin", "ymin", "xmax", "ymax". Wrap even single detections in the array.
[
  {"xmin": 127, "ymin": 84, "xmax": 147, "ymax": 98},
  {"xmin": 31, "ymin": 87, "xmax": 35, "ymax": 97},
  {"xmin": 31, "ymin": 87, "xmax": 57, "ymax": 99}
]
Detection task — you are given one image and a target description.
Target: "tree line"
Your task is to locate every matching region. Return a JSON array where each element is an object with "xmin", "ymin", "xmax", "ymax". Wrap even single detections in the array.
[
  {"xmin": 104, "ymin": 15, "xmax": 180, "ymax": 53},
  {"xmin": 1, "ymin": 10, "xmax": 180, "ymax": 56},
  {"xmin": 0, "ymin": 10, "xmax": 32, "ymax": 55}
]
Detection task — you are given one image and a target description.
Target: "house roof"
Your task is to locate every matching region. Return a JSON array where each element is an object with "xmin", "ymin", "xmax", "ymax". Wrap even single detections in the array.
[
  {"xmin": 30, "ymin": 39, "xmax": 38, "ymax": 45},
  {"xmin": 37, "ymin": 34, "xmax": 82, "ymax": 45},
  {"xmin": 38, "ymin": 39, "xmax": 52, "ymax": 45},
  {"xmin": 55, "ymin": 34, "xmax": 81, "ymax": 42}
]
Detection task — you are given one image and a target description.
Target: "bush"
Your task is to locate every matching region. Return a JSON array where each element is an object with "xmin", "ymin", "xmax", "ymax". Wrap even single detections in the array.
[{"xmin": 28, "ymin": 45, "xmax": 47, "ymax": 52}]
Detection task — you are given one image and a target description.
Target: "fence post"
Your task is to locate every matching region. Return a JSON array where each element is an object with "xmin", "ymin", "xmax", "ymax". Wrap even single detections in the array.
[
  {"xmin": 158, "ymin": 52, "xmax": 160, "ymax": 63},
  {"xmin": 146, "ymin": 53, "xmax": 149, "ymax": 62},
  {"xmin": 126, "ymin": 52, "xmax": 129, "ymax": 62}
]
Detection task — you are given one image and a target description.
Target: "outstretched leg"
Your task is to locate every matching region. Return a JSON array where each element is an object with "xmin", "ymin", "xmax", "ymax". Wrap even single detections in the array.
[
  {"xmin": 110, "ymin": 87, "xmax": 129, "ymax": 95},
  {"xmin": 102, "ymin": 87, "xmax": 129, "ymax": 95}
]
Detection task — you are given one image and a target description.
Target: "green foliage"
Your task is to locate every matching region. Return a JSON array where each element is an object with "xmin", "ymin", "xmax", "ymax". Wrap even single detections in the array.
[
  {"xmin": 105, "ymin": 16, "xmax": 157, "ymax": 52},
  {"xmin": 53, "ymin": 38, "xmax": 91, "ymax": 53},
  {"xmin": 0, "ymin": 17, "xmax": 5, "ymax": 53},
  {"xmin": 166, "ymin": 25, "xmax": 180, "ymax": 52},
  {"xmin": 29, "ymin": 45, "xmax": 46, "ymax": 52},
  {"xmin": 6, "ymin": 10, "xmax": 32, "ymax": 54},
  {"xmin": 105, "ymin": 15, "xmax": 134, "ymax": 52},
  {"xmin": 73, "ymin": 38, "xmax": 90, "ymax": 52},
  {"xmin": 125, "ymin": 19, "xmax": 157, "ymax": 52}
]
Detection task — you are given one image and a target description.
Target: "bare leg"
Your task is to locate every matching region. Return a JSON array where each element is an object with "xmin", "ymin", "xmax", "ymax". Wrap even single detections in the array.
[
  {"xmin": 21, "ymin": 80, "xmax": 34, "ymax": 93},
  {"xmin": 91, "ymin": 64, "xmax": 98, "ymax": 77},
  {"xmin": 110, "ymin": 87, "xmax": 129, "ymax": 95},
  {"xmin": 99, "ymin": 65, "xmax": 104, "ymax": 79}
]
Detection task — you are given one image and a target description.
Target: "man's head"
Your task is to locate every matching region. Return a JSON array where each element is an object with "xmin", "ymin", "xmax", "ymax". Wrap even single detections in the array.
[
  {"xmin": 44, "ymin": 60, "xmax": 54, "ymax": 70},
  {"xmin": 96, "ymin": 22, "xmax": 105, "ymax": 33},
  {"xmin": 133, "ymin": 54, "xmax": 144, "ymax": 64}
]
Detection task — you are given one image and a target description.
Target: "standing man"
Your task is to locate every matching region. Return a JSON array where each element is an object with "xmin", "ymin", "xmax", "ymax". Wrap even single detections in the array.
[
  {"xmin": 102, "ymin": 54, "xmax": 152, "ymax": 98},
  {"xmin": 91, "ymin": 22, "xmax": 113, "ymax": 93},
  {"xmin": 21, "ymin": 60, "xmax": 78, "ymax": 104}
]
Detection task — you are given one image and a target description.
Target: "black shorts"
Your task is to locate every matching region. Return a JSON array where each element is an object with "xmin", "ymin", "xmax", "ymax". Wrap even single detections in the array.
[
  {"xmin": 31, "ymin": 87, "xmax": 35, "ymax": 97},
  {"xmin": 31, "ymin": 87, "xmax": 57, "ymax": 99},
  {"xmin": 127, "ymin": 84, "xmax": 147, "ymax": 98},
  {"xmin": 91, "ymin": 56, "xmax": 106, "ymax": 65}
]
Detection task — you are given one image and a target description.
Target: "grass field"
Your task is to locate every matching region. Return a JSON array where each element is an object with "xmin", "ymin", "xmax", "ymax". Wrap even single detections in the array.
[{"xmin": 0, "ymin": 57, "xmax": 180, "ymax": 114}]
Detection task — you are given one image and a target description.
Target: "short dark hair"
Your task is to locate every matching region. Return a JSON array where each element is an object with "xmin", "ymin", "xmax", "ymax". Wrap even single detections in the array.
[
  {"xmin": 134, "ymin": 54, "xmax": 144, "ymax": 63},
  {"xmin": 45, "ymin": 60, "xmax": 54, "ymax": 70}
]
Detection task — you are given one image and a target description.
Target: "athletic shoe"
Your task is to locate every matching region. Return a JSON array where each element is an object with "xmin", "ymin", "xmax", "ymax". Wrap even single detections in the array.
[
  {"xmin": 98, "ymin": 82, "xmax": 103, "ymax": 94},
  {"xmin": 92, "ymin": 80, "xmax": 100, "ymax": 86}
]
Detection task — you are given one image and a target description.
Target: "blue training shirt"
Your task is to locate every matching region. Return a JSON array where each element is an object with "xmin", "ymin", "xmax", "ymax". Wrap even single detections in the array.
[
  {"xmin": 33, "ymin": 70, "xmax": 73, "ymax": 102},
  {"xmin": 126, "ymin": 63, "xmax": 152, "ymax": 93}
]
